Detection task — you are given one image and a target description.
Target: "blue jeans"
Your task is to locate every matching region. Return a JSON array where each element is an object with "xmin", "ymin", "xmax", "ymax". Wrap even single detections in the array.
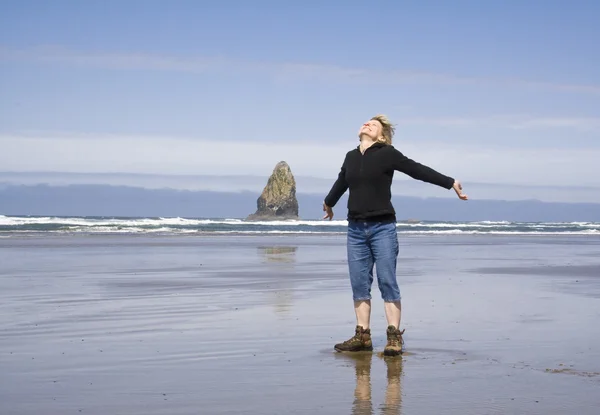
[{"xmin": 347, "ymin": 220, "xmax": 401, "ymax": 302}]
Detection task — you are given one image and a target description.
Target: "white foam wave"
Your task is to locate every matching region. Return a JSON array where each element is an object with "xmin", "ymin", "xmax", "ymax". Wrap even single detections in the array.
[
  {"xmin": 396, "ymin": 222, "xmax": 512, "ymax": 228},
  {"xmin": 11, "ymin": 227, "xmax": 597, "ymax": 236},
  {"xmin": 400, "ymin": 229, "xmax": 599, "ymax": 235},
  {"xmin": 1, "ymin": 215, "xmax": 599, "ymax": 236},
  {"xmin": 197, "ymin": 229, "xmax": 597, "ymax": 236},
  {"xmin": 0, "ymin": 216, "xmax": 207, "ymax": 227},
  {"xmin": 0, "ymin": 216, "xmax": 349, "ymax": 227},
  {"xmin": 2, "ymin": 216, "xmax": 599, "ymax": 228}
]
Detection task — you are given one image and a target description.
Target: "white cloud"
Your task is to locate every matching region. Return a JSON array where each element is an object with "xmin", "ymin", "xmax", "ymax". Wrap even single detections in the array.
[
  {"xmin": 1, "ymin": 132, "xmax": 599, "ymax": 189},
  {"xmin": 508, "ymin": 117, "xmax": 600, "ymax": 131},
  {"xmin": 0, "ymin": 45, "xmax": 222, "ymax": 73},
  {"xmin": 395, "ymin": 115, "xmax": 600, "ymax": 132},
  {"xmin": 2, "ymin": 45, "xmax": 600, "ymax": 95}
]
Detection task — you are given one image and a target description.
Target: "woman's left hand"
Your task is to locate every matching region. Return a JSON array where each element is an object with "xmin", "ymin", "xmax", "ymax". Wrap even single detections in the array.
[{"xmin": 453, "ymin": 180, "xmax": 468, "ymax": 200}]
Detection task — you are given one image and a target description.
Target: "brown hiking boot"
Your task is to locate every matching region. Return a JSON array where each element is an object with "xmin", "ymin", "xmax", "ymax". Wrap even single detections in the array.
[
  {"xmin": 384, "ymin": 325, "xmax": 405, "ymax": 356},
  {"xmin": 334, "ymin": 325, "xmax": 373, "ymax": 352}
]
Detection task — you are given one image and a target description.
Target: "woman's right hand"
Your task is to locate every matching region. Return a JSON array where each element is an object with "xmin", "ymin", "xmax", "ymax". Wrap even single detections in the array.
[{"xmin": 322, "ymin": 202, "xmax": 334, "ymax": 220}]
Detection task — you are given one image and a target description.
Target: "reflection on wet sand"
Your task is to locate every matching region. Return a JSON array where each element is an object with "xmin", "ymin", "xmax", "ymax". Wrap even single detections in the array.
[
  {"xmin": 258, "ymin": 246, "xmax": 298, "ymax": 316},
  {"xmin": 258, "ymin": 246, "xmax": 298, "ymax": 263},
  {"xmin": 336, "ymin": 353, "xmax": 403, "ymax": 415}
]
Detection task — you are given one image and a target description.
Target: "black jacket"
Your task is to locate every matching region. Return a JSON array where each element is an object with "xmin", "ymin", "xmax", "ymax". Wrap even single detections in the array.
[{"xmin": 324, "ymin": 143, "xmax": 455, "ymax": 222}]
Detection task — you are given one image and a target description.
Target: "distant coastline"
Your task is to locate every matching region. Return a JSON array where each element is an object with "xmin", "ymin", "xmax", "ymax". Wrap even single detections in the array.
[{"xmin": 2, "ymin": 183, "xmax": 600, "ymax": 222}]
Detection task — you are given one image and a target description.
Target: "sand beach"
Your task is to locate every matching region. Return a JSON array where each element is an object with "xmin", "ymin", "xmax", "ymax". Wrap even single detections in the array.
[{"xmin": 1, "ymin": 232, "xmax": 599, "ymax": 414}]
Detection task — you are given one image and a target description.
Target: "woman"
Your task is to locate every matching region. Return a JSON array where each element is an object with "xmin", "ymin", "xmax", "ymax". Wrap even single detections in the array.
[{"xmin": 323, "ymin": 114, "xmax": 468, "ymax": 356}]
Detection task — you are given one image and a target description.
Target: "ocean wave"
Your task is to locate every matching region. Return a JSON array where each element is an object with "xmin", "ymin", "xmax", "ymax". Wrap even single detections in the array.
[
  {"xmin": 198, "ymin": 229, "xmax": 598, "ymax": 236},
  {"xmin": 0, "ymin": 216, "xmax": 349, "ymax": 227},
  {"xmin": 2, "ymin": 227, "xmax": 598, "ymax": 236},
  {"xmin": 0, "ymin": 215, "xmax": 599, "ymax": 236},
  {"xmin": 2, "ymin": 216, "xmax": 599, "ymax": 227}
]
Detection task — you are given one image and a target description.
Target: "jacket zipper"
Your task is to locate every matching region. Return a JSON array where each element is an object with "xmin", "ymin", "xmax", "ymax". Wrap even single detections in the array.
[
  {"xmin": 360, "ymin": 152, "xmax": 364, "ymax": 175},
  {"xmin": 360, "ymin": 146, "xmax": 370, "ymax": 175}
]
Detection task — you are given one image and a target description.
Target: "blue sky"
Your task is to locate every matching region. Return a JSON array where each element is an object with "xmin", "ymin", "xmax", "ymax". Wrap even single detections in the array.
[{"xmin": 1, "ymin": 0, "xmax": 599, "ymax": 201}]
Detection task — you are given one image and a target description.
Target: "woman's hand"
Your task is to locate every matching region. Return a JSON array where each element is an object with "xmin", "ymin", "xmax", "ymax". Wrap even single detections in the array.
[
  {"xmin": 322, "ymin": 202, "xmax": 334, "ymax": 220},
  {"xmin": 453, "ymin": 180, "xmax": 468, "ymax": 200}
]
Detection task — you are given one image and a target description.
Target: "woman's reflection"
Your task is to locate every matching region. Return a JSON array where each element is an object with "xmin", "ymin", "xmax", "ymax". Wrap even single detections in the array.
[
  {"xmin": 381, "ymin": 355, "xmax": 403, "ymax": 414},
  {"xmin": 336, "ymin": 352, "xmax": 403, "ymax": 415},
  {"xmin": 352, "ymin": 353, "xmax": 373, "ymax": 414}
]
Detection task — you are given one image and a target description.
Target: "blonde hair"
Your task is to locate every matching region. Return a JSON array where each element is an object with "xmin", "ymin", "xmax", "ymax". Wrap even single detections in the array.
[{"xmin": 371, "ymin": 114, "xmax": 395, "ymax": 145}]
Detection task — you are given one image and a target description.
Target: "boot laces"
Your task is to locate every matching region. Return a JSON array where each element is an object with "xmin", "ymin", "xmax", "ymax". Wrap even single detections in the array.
[
  {"xmin": 388, "ymin": 328, "xmax": 405, "ymax": 347},
  {"xmin": 343, "ymin": 328, "xmax": 364, "ymax": 345}
]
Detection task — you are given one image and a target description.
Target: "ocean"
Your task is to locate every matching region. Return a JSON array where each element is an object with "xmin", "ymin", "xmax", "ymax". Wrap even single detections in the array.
[{"xmin": 1, "ymin": 214, "xmax": 599, "ymax": 236}]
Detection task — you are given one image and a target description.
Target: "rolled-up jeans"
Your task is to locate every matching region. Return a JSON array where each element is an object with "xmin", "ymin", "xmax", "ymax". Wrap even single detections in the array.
[{"xmin": 346, "ymin": 219, "xmax": 401, "ymax": 302}]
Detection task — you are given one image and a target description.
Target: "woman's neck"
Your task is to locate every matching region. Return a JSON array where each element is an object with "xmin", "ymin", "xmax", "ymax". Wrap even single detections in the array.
[{"xmin": 359, "ymin": 138, "xmax": 376, "ymax": 153}]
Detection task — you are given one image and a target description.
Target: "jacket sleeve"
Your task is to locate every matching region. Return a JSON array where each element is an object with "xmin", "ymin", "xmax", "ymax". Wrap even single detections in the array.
[
  {"xmin": 324, "ymin": 156, "xmax": 349, "ymax": 207},
  {"xmin": 390, "ymin": 147, "xmax": 455, "ymax": 189}
]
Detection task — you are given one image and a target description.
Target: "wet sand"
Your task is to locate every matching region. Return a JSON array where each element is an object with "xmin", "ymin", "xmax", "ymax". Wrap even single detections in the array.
[{"xmin": 1, "ymin": 233, "xmax": 599, "ymax": 414}]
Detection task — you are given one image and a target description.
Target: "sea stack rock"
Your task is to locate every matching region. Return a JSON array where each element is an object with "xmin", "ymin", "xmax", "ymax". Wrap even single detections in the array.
[{"xmin": 247, "ymin": 161, "xmax": 299, "ymax": 221}]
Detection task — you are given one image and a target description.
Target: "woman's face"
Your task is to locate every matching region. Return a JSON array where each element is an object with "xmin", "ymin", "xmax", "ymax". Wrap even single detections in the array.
[{"xmin": 358, "ymin": 119, "xmax": 383, "ymax": 141}]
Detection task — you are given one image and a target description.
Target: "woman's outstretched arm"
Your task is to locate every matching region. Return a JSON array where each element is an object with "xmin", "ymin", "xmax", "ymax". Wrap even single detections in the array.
[{"xmin": 389, "ymin": 146, "xmax": 468, "ymax": 200}]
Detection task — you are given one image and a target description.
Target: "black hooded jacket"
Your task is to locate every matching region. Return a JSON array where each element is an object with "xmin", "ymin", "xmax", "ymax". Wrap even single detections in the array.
[{"xmin": 324, "ymin": 143, "xmax": 455, "ymax": 222}]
